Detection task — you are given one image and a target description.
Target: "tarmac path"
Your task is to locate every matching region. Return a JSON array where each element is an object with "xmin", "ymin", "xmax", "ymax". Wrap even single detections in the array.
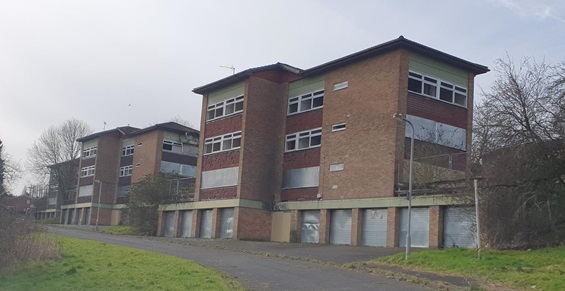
[{"xmin": 49, "ymin": 226, "xmax": 428, "ymax": 291}]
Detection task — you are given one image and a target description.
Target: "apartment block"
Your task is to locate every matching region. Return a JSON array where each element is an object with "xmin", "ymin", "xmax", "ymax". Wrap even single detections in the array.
[
  {"xmin": 159, "ymin": 36, "xmax": 488, "ymax": 248},
  {"xmin": 61, "ymin": 122, "xmax": 199, "ymax": 226}
]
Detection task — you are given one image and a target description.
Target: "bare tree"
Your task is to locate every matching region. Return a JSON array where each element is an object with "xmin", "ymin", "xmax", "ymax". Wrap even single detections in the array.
[
  {"xmin": 169, "ymin": 115, "xmax": 195, "ymax": 128},
  {"xmin": 473, "ymin": 56, "xmax": 565, "ymax": 248},
  {"xmin": 26, "ymin": 119, "xmax": 92, "ymax": 209},
  {"xmin": 0, "ymin": 139, "xmax": 21, "ymax": 197}
]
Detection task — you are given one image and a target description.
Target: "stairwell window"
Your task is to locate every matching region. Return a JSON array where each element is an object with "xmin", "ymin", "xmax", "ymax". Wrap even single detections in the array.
[
  {"xmin": 408, "ymin": 71, "xmax": 467, "ymax": 107},
  {"xmin": 286, "ymin": 128, "xmax": 322, "ymax": 152},
  {"xmin": 120, "ymin": 165, "xmax": 133, "ymax": 177},
  {"xmin": 288, "ymin": 89, "xmax": 324, "ymax": 115},
  {"xmin": 204, "ymin": 131, "xmax": 242, "ymax": 154},
  {"xmin": 207, "ymin": 96, "xmax": 244, "ymax": 121},
  {"xmin": 82, "ymin": 146, "xmax": 97, "ymax": 158},
  {"xmin": 80, "ymin": 166, "xmax": 95, "ymax": 177},
  {"xmin": 122, "ymin": 145, "xmax": 134, "ymax": 156}
]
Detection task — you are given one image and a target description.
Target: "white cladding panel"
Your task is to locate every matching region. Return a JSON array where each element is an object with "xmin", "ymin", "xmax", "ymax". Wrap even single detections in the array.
[
  {"xmin": 200, "ymin": 210, "xmax": 213, "ymax": 238},
  {"xmin": 399, "ymin": 208, "xmax": 430, "ymax": 248},
  {"xmin": 180, "ymin": 210, "xmax": 193, "ymax": 238},
  {"xmin": 201, "ymin": 167, "xmax": 239, "ymax": 189},
  {"xmin": 301, "ymin": 210, "xmax": 320, "ymax": 243},
  {"xmin": 444, "ymin": 207, "xmax": 476, "ymax": 248},
  {"xmin": 220, "ymin": 208, "xmax": 234, "ymax": 239},
  {"xmin": 330, "ymin": 210, "xmax": 352, "ymax": 245},
  {"xmin": 361, "ymin": 209, "xmax": 388, "ymax": 247}
]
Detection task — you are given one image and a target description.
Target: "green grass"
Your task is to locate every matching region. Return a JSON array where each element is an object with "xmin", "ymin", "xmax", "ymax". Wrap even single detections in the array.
[
  {"xmin": 374, "ymin": 246, "xmax": 565, "ymax": 290},
  {"xmin": 0, "ymin": 235, "xmax": 243, "ymax": 291},
  {"xmin": 99, "ymin": 225, "xmax": 140, "ymax": 235}
]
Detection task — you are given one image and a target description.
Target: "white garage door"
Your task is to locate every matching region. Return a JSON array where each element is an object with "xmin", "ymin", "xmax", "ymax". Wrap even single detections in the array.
[
  {"xmin": 301, "ymin": 210, "xmax": 320, "ymax": 243},
  {"xmin": 220, "ymin": 208, "xmax": 234, "ymax": 239},
  {"xmin": 330, "ymin": 210, "xmax": 352, "ymax": 245},
  {"xmin": 399, "ymin": 207, "xmax": 429, "ymax": 248},
  {"xmin": 164, "ymin": 211, "xmax": 175, "ymax": 237},
  {"xmin": 362, "ymin": 209, "xmax": 387, "ymax": 247},
  {"xmin": 200, "ymin": 209, "xmax": 213, "ymax": 238},
  {"xmin": 180, "ymin": 210, "xmax": 193, "ymax": 238},
  {"xmin": 444, "ymin": 207, "xmax": 476, "ymax": 248}
]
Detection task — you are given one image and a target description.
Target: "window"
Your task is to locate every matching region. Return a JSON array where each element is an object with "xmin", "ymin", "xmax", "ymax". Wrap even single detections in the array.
[
  {"xmin": 117, "ymin": 186, "xmax": 131, "ymax": 198},
  {"xmin": 82, "ymin": 146, "xmax": 97, "ymax": 158},
  {"xmin": 122, "ymin": 145, "xmax": 134, "ymax": 156},
  {"xmin": 201, "ymin": 167, "xmax": 239, "ymax": 189},
  {"xmin": 286, "ymin": 128, "xmax": 322, "ymax": 152},
  {"xmin": 282, "ymin": 166, "xmax": 320, "ymax": 189},
  {"xmin": 120, "ymin": 165, "xmax": 133, "ymax": 177},
  {"xmin": 405, "ymin": 114, "xmax": 467, "ymax": 150},
  {"xmin": 408, "ymin": 71, "xmax": 467, "ymax": 107},
  {"xmin": 207, "ymin": 95, "xmax": 244, "ymax": 121},
  {"xmin": 329, "ymin": 163, "xmax": 345, "ymax": 172},
  {"xmin": 163, "ymin": 140, "xmax": 182, "ymax": 153},
  {"xmin": 333, "ymin": 81, "xmax": 348, "ymax": 91},
  {"xmin": 204, "ymin": 131, "xmax": 241, "ymax": 154},
  {"xmin": 288, "ymin": 89, "xmax": 324, "ymax": 115},
  {"xmin": 80, "ymin": 166, "xmax": 95, "ymax": 177},
  {"xmin": 332, "ymin": 123, "xmax": 346, "ymax": 132},
  {"xmin": 78, "ymin": 185, "xmax": 93, "ymax": 197}
]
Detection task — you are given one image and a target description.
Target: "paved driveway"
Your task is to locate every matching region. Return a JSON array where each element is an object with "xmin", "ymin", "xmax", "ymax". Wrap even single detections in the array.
[{"xmin": 49, "ymin": 226, "xmax": 428, "ymax": 290}]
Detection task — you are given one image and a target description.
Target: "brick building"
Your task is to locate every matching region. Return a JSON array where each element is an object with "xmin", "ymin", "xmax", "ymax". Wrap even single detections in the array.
[
  {"xmin": 158, "ymin": 36, "xmax": 488, "ymax": 248},
  {"xmin": 60, "ymin": 122, "xmax": 199, "ymax": 226}
]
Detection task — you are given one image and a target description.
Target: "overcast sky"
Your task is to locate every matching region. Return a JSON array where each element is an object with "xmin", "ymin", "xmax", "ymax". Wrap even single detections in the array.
[{"xmin": 1, "ymin": 0, "xmax": 564, "ymax": 194}]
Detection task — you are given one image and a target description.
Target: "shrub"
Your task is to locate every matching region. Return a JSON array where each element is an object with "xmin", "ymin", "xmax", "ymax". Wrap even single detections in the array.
[{"xmin": 0, "ymin": 208, "xmax": 61, "ymax": 270}]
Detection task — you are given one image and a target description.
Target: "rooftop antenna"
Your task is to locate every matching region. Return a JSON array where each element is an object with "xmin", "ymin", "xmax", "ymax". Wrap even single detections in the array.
[
  {"xmin": 220, "ymin": 65, "xmax": 235, "ymax": 75},
  {"xmin": 103, "ymin": 121, "xmax": 106, "ymax": 130}
]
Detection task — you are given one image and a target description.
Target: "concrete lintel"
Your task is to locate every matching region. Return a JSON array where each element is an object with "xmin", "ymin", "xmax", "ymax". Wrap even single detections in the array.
[
  {"xmin": 159, "ymin": 199, "xmax": 266, "ymax": 212},
  {"xmin": 61, "ymin": 203, "xmax": 93, "ymax": 209},
  {"xmin": 277, "ymin": 195, "xmax": 467, "ymax": 210}
]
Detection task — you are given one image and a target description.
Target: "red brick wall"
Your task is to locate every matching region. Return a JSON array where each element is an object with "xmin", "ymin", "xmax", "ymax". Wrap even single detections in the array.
[
  {"xmin": 320, "ymin": 50, "xmax": 408, "ymax": 200},
  {"xmin": 406, "ymin": 93, "xmax": 468, "ymax": 128},
  {"xmin": 199, "ymin": 187, "xmax": 237, "ymax": 200},
  {"xmin": 239, "ymin": 76, "xmax": 287, "ymax": 203},
  {"xmin": 204, "ymin": 115, "xmax": 243, "ymax": 138},
  {"xmin": 234, "ymin": 207, "xmax": 272, "ymax": 241},
  {"xmin": 285, "ymin": 110, "xmax": 323, "ymax": 134},
  {"xmin": 202, "ymin": 150, "xmax": 240, "ymax": 171},
  {"xmin": 281, "ymin": 187, "xmax": 318, "ymax": 201},
  {"xmin": 95, "ymin": 134, "xmax": 121, "ymax": 204},
  {"xmin": 283, "ymin": 148, "xmax": 320, "ymax": 170}
]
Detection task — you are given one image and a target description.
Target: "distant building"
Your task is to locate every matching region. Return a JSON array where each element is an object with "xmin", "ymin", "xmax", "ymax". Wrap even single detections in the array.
[
  {"xmin": 3, "ymin": 194, "xmax": 38, "ymax": 217},
  {"xmin": 60, "ymin": 122, "xmax": 199, "ymax": 226},
  {"xmin": 158, "ymin": 36, "xmax": 488, "ymax": 248},
  {"xmin": 36, "ymin": 159, "xmax": 79, "ymax": 220}
]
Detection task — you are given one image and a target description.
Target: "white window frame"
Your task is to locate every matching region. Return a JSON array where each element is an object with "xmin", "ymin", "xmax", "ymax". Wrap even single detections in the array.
[
  {"xmin": 204, "ymin": 131, "xmax": 242, "ymax": 155},
  {"xmin": 286, "ymin": 128, "xmax": 322, "ymax": 152},
  {"xmin": 207, "ymin": 95, "xmax": 244, "ymax": 121},
  {"xmin": 82, "ymin": 146, "xmax": 97, "ymax": 158},
  {"xmin": 80, "ymin": 165, "xmax": 95, "ymax": 177},
  {"xmin": 331, "ymin": 123, "xmax": 346, "ymax": 132},
  {"xmin": 120, "ymin": 165, "xmax": 133, "ymax": 177},
  {"xmin": 408, "ymin": 70, "xmax": 467, "ymax": 108},
  {"xmin": 288, "ymin": 89, "xmax": 324, "ymax": 115},
  {"xmin": 163, "ymin": 140, "xmax": 182, "ymax": 152},
  {"xmin": 122, "ymin": 145, "xmax": 134, "ymax": 156}
]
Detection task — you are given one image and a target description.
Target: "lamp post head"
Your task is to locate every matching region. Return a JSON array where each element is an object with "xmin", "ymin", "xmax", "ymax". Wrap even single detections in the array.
[{"xmin": 392, "ymin": 113, "xmax": 405, "ymax": 121}]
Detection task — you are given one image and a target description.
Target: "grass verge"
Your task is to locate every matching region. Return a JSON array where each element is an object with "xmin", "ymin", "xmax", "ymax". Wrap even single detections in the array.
[
  {"xmin": 0, "ymin": 235, "xmax": 243, "ymax": 291},
  {"xmin": 372, "ymin": 246, "xmax": 565, "ymax": 290}
]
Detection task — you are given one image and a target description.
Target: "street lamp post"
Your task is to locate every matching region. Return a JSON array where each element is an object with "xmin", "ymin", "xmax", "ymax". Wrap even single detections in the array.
[
  {"xmin": 393, "ymin": 113, "xmax": 415, "ymax": 260},
  {"xmin": 94, "ymin": 180, "xmax": 102, "ymax": 231}
]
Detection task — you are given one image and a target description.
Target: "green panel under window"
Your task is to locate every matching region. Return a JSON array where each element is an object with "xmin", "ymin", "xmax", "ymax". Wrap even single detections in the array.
[
  {"xmin": 163, "ymin": 132, "xmax": 181, "ymax": 142},
  {"xmin": 122, "ymin": 138, "xmax": 134, "ymax": 147},
  {"xmin": 289, "ymin": 75, "xmax": 325, "ymax": 97},
  {"xmin": 82, "ymin": 139, "xmax": 98, "ymax": 148},
  {"xmin": 409, "ymin": 54, "xmax": 468, "ymax": 87},
  {"xmin": 208, "ymin": 82, "xmax": 245, "ymax": 105}
]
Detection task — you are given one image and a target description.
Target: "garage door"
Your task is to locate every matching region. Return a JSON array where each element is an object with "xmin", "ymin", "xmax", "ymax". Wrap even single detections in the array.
[
  {"xmin": 330, "ymin": 210, "xmax": 352, "ymax": 245},
  {"xmin": 180, "ymin": 210, "xmax": 193, "ymax": 238},
  {"xmin": 362, "ymin": 209, "xmax": 387, "ymax": 247},
  {"xmin": 220, "ymin": 208, "xmax": 234, "ymax": 239},
  {"xmin": 200, "ymin": 209, "xmax": 213, "ymax": 238},
  {"xmin": 444, "ymin": 207, "xmax": 476, "ymax": 248},
  {"xmin": 164, "ymin": 211, "xmax": 175, "ymax": 237},
  {"xmin": 301, "ymin": 210, "xmax": 320, "ymax": 243},
  {"xmin": 399, "ymin": 207, "xmax": 429, "ymax": 248}
]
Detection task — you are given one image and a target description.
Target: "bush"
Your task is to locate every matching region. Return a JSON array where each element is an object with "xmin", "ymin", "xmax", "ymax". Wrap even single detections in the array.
[{"xmin": 0, "ymin": 208, "xmax": 61, "ymax": 270}]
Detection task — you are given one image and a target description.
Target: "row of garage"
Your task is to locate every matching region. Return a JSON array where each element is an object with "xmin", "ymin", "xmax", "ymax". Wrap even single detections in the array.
[{"xmin": 161, "ymin": 206, "xmax": 476, "ymax": 248}]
